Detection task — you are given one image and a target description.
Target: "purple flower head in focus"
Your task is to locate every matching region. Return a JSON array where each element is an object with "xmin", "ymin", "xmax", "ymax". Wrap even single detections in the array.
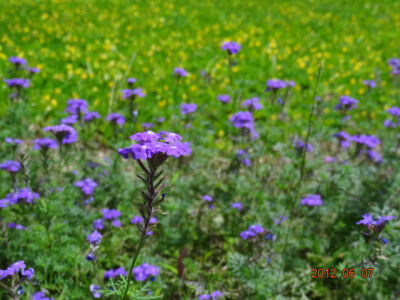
[
  {"xmin": 65, "ymin": 99, "xmax": 88, "ymax": 115},
  {"xmin": 240, "ymin": 224, "xmax": 265, "ymax": 240},
  {"xmin": 0, "ymin": 160, "xmax": 21, "ymax": 173},
  {"xmin": 104, "ymin": 267, "xmax": 127, "ymax": 280},
  {"xmin": 174, "ymin": 68, "xmax": 188, "ymax": 77},
  {"xmin": 87, "ymin": 230, "xmax": 102, "ymax": 245},
  {"xmin": 335, "ymin": 96, "xmax": 358, "ymax": 111},
  {"xmin": 217, "ymin": 95, "xmax": 231, "ymax": 103},
  {"xmin": 0, "ymin": 261, "xmax": 34, "ymax": 281},
  {"xmin": 229, "ymin": 111, "xmax": 254, "ymax": 129},
  {"xmin": 242, "ymin": 97, "xmax": 262, "ymax": 111},
  {"xmin": 43, "ymin": 125, "xmax": 76, "ymax": 142},
  {"xmin": 4, "ymin": 78, "xmax": 30, "ymax": 88},
  {"xmin": 181, "ymin": 103, "xmax": 197, "ymax": 115},
  {"xmin": 3, "ymin": 188, "xmax": 40, "ymax": 205},
  {"xmin": 74, "ymin": 178, "xmax": 98, "ymax": 195},
  {"xmin": 300, "ymin": 194, "xmax": 323, "ymax": 206},
  {"xmin": 356, "ymin": 214, "xmax": 396, "ymax": 232},
  {"xmin": 221, "ymin": 41, "xmax": 241, "ymax": 55}
]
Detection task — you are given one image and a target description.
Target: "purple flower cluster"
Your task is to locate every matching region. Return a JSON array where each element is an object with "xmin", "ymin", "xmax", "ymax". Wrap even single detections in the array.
[
  {"xmin": 104, "ymin": 267, "xmax": 128, "ymax": 279},
  {"xmin": 237, "ymin": 149, "xmax": 251, "ymax": 167},
  {"xmin": 65, "ymin": 99, "xmax": 88, "ymax": 115},
  {"xmin": 174, "ymin": 67, "xmax": 188, "ymax": 77},
  {"xmin": 202, "ymin": 195, "xmax": 213, "ymax": 202},
  {"xmin": 352, "ymin": 134, "xmax": 380, "ymax": 149},
  {"xmin": 232, "ymin": 202, "xmax": 243, "ymax": 211},
  {"xmin": 89, "ymin": 285, "xmax": 102, "ymax": 298},
  {"xmin": 335, "ymin": 96, "xmax": 358, "ymax": 111},
  {"xmin": 43, "ymin": 125, "xmax": 76, "ymax": 144},
  {"xmin": 388, "ymin": 58, "xmax": 400, "ymax": 75},
  {"xmin": 31, "ymin": 291, "xmax": 54, "ymax": 300},
  {"xmin": 362, "ymin": 80, "xmax": 377, "ymax": 88},
  {"xmin": 217, "ymin": 95, "xmax": 231, "ymax": 103},
  {"xmin": 60, "ymin": 115, "xmax": 78, "ymax": 125},
  {"xmin": 229, "ymin": 111, "xmax": 253, "ymax": 129},
  {"xmin": 9, "ymin": 56, "xmax": 27, "ymax": 66},
  {"xmin": 122, "ymin": 87, "xmax": 145, "ymax": 99},
  {"xmin": 1, "ymin": 188, "xmax": 40, "ymax": 207},
  {"xmin": 199, "ymin": 290, "xmax": 223, "ymax": 300},
  {"xmin": 300, "ymin": 194, "xmax": 323, "ymax": 206},
  {"xmin": 4, "ymin": 78, "xmax": 30, "ymax": 88},
  {"xmin": 101, "ymin": 208, "xmax": 122, "ymax": 227},
  {"xmin": 266, "ymin": 79, "xmax": 292, "ymax": 91},
  {"xmin": 333, "ymin": 131, "xmax": 352, "ymax": 148},
  {"xmin": 242, "ymin": 97, "xmax": 262, "ymax": 111},
  {"xmin": 240, "ymin": 224, "xmax": 265, "ymax": 240},
  {"xmin": 83, "ymin": 111, "xmax": 101, "ymax": 123},
  {"xmin": 132, "ymin": 263, "xmax": 160, "ymax": 281},
  {"xmin": 0, "ymin": 261, "xmax": 34, "ymax": 280},
  {"xmin": 118, "ymin": 131, "xmax": 192, "ymax": 161},
  {"xmin": 0, "ymin": 160, "xmax": 21, "ymax": 173},
  {"xmin": 5, "ymin": 137, "xmax": 23, "ymax": 145},
  {"xmin": 74, "ymin": 178, "xmax": 98, "ymax": 195},
  {"xmin": 384, "ymin": 107, "xmax": 400, "ymax": 128},
  {"xmin": 293, "ymin": 139, "xmax": 313, "ymax": 153},
  {"xmin": 221, "ymin": 41, "xmax": 241, "ymax": 55},
  {"xmin": 356, "ymin": 214, "xmax": 396, "ymax": 232},
  {"xmin": 87, "ymin": 230, "xmax": 102, "ymax": 245},
  {"xmin": 181, "ymin": 103, "xmax": 197, "ymax": 115},
  {"xmin": 106, "ymin": 113, "xmax": 125, "ymax": 125},
  {"xmin": 8, "ymin": 223, "xmax": 25, "ymax": 230}
]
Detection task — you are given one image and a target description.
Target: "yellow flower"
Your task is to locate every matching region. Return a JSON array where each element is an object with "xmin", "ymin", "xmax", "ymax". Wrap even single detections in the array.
[
  {"xmin": 55, "ymin": 88, "xmax": 61, "ymax": 95},
  {"xmin": 218, "ymin": 130, "xmax": 224, "ymax": 137},
  {"xmin": 159, "ymin": 100, "xmax": 167, "ymax": 108},
  {"xmin": 271, "ymin": 114, "xmax": 276, "ymax": 121},
  {"xmin": 51, "ymin": 99, "xmax": 58, "ymax": 107}
]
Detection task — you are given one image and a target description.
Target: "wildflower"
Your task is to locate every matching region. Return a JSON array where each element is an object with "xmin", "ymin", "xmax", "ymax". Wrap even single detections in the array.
[
  {"xmin": 0, "ymin": 160, "xmax": 21, "ymax": 173},
  {"xmin": 122, "ymin": 88, "xmax": 145, "ymax": 99},
  {"xmin": 111, "ymin": 219, "xmax": 122, "ymax": 227},
  {"xmin": 142, "ymin": 123, "xmax": 154, "ymax": 130},
  {"xmin": 333, "ymin": 131, "xmax": 352, "ymax": 148},
  {"xmin": 31, "ymin": 291, "xmax": 54, "ymax": 300},
  {"xmin": 388, "ymin": 58, "xmax": 400, "ymax": 75},
  {"xmin": 83, "ymin": 111, "xmax": 101, "ymax": 122},
  {"xmin": 180, "ymin": 103, "xmax": 197, "ymax": 115},
  {"xmin": 4, "ymin": 78, "xmax": 30, "ymax": 88},
  {"xmin": 221, "ymin": 41, "xmax": 241, "ymax": 55},
  {"xmin": 132, "ymin": 263, "xmax": 160, "ymax": 281},
  {"xmin": 335, "ymin": 96, "xmax": 358, "ymax": 111},
  {"xmin": 149, "ymin": 217, "xmax": 158, "ymax": 224},
  {"xmin": 300, "ymin": 194, "xmax": 323, "ymax": 206},
  {"xmin": 351, "ymin": 134, "xmax": 380, "ymax": 148},
  {"xmin": 27, "ymin": 67, "xmax": 40, "ymax": 74},
  {"xmin": 232, "ymin": 202, "xmax": 243, "ymax": 211},
  {"xmin": 60, "ymin": 115, "xmax": 78, "ymax": 125},
  {"xmin": 104, "ymin": 267, "xmax": 127, "ymax": 279},
  {"xmin": 131, "ymin": 215, "xmax": 144, "ymax": 224},
  {"xmin": 74, "ymin": 178, "xmax": 98, "ymax": 195},
  {"xmin": 362, "ymin": 80, "xmax": 376, "ymax": 88},
  {"xmin": 266, "ymin": 79, "xmax": 286, "ymax": 92},
  {"xmin": 90, "ymin": 285, "xmax": 102, "ymax": 298},
  {"xmin": 237, "ymin": 149, "xmax": 251, "ymax": 167},
  {"xmin": 265, "ymin": 233, "xmax": 274, "ymax": 240},
  {"xmin": 387, "ymin": 106, "xmax": 400, "ymax": 117},
  {"xmin": 106, "ymin": 113, "xmax": 125, "ymax": 125},
  {"xmin": 2, "ymin": 188, "xmax": 40, "ymax": 205},
  {"xmin": 324, "ymin": 156, "xmax": 337, "ymax": 163},
  {"xmin": 93, "ymin": 219, "xmax": 105, "ymax": 230},
  {"xmin": 127, "ymin": 78, "xmax": 137, "ymax": 85},
  {"xmin": 7, "ymin": 223, "xmax": 25, "ymax": 230},
  {"xmin": 157, "ymin": 117, "xmax": 165, "ymax": 123},
  {"xmin": 62, "ymin": 131, "xmax": 78, "ymax": 144},
  {"xmin": 87, "ymin": 231, "xmax": 102, "ymax": 245},
  {"xmin": 217, "ymin": 95, "xmax": 231, "ymax": 103},
  {"xmin": 286, "ymin": 80, "xmax": 296, "ymax": 87},
  {"xmin": 242, "ymin": 97, "xmax": 262, "ymax": 111},
  {"xmin": 5, "ymin": 138, "xmax": 23, "ymax": 145},
  {"xmin": 32, "ymin": 138, "xmax": 58, "ymax": 150},
  {"xmin": 101, "ymin": 208, "xmax": 121, "ymax": 220},
  {"xmin": 229, "ymin": 111, "xmax": 254, "ymax": 129},
  {"xmin": 274, "ymin": 215, "xmax": 288, "ymax": 225},
  {"xmin": 43, "ymin": 125, "xmax": 76, "ymax": 143},
  {"xmin": 9, "ymin": 56, "xmax": 27, "ymax": 66},
  {"xmin": 65, "ymin": 99, "xmax": 88, "ymax": 115},
  {"xmin": 0, "ymin": 261, "xmax": 33, "ymax": 280},
  {"xmin": 293, "ymin": 139, "xmax": 313, "ymax": 153},
  {"xmin": 202, "ymin": 195, "xmax": 213, "ymax": 202},
  {"xmin": 174, "ymin": 67, "xmax": 188, "ymax": 77}
]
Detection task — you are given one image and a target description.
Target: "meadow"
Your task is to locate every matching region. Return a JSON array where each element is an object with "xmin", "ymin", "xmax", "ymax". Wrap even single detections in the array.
[{"xmin": 0, "ymin": 0, "xmax": 400, "ymax": 299}]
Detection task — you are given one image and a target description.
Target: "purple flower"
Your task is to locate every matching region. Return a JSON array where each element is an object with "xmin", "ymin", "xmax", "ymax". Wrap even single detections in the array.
[
  {"xmin": 362, "ymin": 80, "xmax": 376, "ymax": 88},
  {"xmin": 83, "ymin": 111, "xmax": 101, "ymax": 122},
  {"xmin": 132, "ymin": 263, "xmax": 160, "ymax": 281},
  {"xmin": 160, "ymin": 131, "xmax": 183, "ymax": 143},
  {"xmin": 33, "ymin": 138, "xmax": 58, "ymax": 150},
  {"xmin": 351, "ymin": 134, "xmax": 380, "ymax": 148},
  {"xmin": 93, "ymin": 219, "xmax": 105, "ymax": 230},
  {"xmin": 3, "ymin": 188, "xmax": 40, "ymax": 205},
  {"xmin": 333, "ymin": 131, "xmax": 352, "ymax": 148},
  {"xmin": 210, "ymin": 291, "xmax": 223, "ymax": 299},
  {"xmin": 131, "ymin": 215, "xmax": 144, "ymax": 224},
  {"xmin": 87, "ymin": 230, "xmax": 102, "ymax": 245},
  {"xmin": 89, "ymin": 285, "xmax": 102, "ymax": 299},
  {"xmin": 8, "ymin": 223, "xmax": 25, "ymax": 230},
  {"xmin": 232, "ymin": 202, "xmax": 243, "ymax": 211},
  {"xmin": 43, "ymin": 125, "xmax": 76, "ymax": 142},
  {"xmin": 142, "ymin": 123, "xmax": 154, "ymax": 130},
  {"xmin": 266, "ymin": 79, "xmax": 286, "ymax": 91},
  {"xmin": 199, "ymin": 295, "xmax": 211, "ymax": 300},
  {"xmin": 367, "ymin": 150, "xmax": 383, "ymax": 163},
  {"xmin": 180, "ymin": 103, "xmax": 197, "ymax": 115},
  {"xmin": 274, "ymin": 215, "xmax": 288, "ymax": 225},
  {"xmin": 27, "ymin": 67, "xmax": 40, "ymax": 74},
  {"xmin": 149, "ymin": 217, "xmax": 158, "ymax": 224},
  {"xmin": 202, "ymin": 195, "xmax": 213, "ymax": 202},
  {"xmin": 293, "ymin": 140, "xmax": 313, "ymax": 153},
  {"xmin": 389, "ymin": 58, "xmax": 400, "ymax": 75},
  {"xmin": 0, "ymin": 199, "xmax": 10, "ymax": 208},
  {"xmin": 21, "ymin": 268, "xmax": 34, "ymax": 279},
  {"xmin": 240, "ymin": 230, "xmax": 256, "ymax": 240},
  {"xmin": 249, "ymin": 224, "xmax": 264, "ymax": 234},
  {"xmin": 0, "ymin": 261, "xmax": 33, "ymax": 280},
  {"xmin": 31, "ymin": 291, "xmax": 54, "ymax": 300},
  {"xmin": 62, "ymin": 131, "xmax": 78, "ymax": 144},
  {"xmin": 335, "ymin": 96, "xmax": 358, "ymax": 111},
  {"xmin": 60, "ymin": 114, "xmax": 78, "ymax": 125},
  {"xmin": 221, "ymin": 41, "xmax": 241, "ymax": 55},
  {"xmin": 101, "ymin": 208, "xmax": 121, "ymax": 220},
  {"xmin": 122, "ymin": 88, "xmax": 145, "ymax": 99},
  {"xmin": 74, "ymin": 178, "xmax": 98, "ymax": 195},
  {"xmin": 174, "ymin": 68, "xmax": 188, "ymax": 77},
  {"xmin": 106, "ymin": 113, "xmax": 125, "ymax": 125},
  {"xmin": 114, "ymin": 267, "xmax": 128, "ymax": 277},
  {"xmin": 217, "ymin": 95, "xmax": 231, "ymax": 103},
  {"xmin": 300, "ymin": 194, "xmax": 323, "ymax": 206},
  {"xmin": 9, "ymin": 56, "xmax": 27, "ymax": 66},
  {"xmin": 4, "ymin": 78, "xmax": 30, "ymax": 88},
  {"xmin": 65, "ymin": 99, "xmax": 88, "ymax": 114},
  {"xmin": 229, "ymin": 111, "xmax": 254, "ymax": 129},
  {"xmin": 324, "ymin": 156, "xmax": 337, "ymax": 163},
  {"xmin": 356, "ymin": 214, "xmax": 396, "ymax": 227},
  {"xmin": 111, "ymin": 219, "xmax": 122, "ymax": 227},
  {"xmin": 383, "ymin": 119, "xmax": 396, "ymax": 128},
  {"xmin": 5, "ymin": 137, "xmax": 23, "ymax": 145},
  {"xmin": 242, "ymin": 97, "xmax": 262, "ymax": 111},
  {"xmin": 127, "ymin": 78, "xmax": 137, "ymax": 84},
  {"xmin": 130, "ymin": 131, "xmax": 160, "ymax": 143},
  {"xmin": 0, "ymin": 160, "xmax": 21, "ymax": 172},
  {"xmin": 286, "ymin": 80, "xmax": 296, "ymax": 87},
  {"xmin": 157, "ymin": 117, "xmax": 165, "ymax": 123},
  {"xmin": 387, "ymin": 107, "xmax": 400, "ymax": 117}
]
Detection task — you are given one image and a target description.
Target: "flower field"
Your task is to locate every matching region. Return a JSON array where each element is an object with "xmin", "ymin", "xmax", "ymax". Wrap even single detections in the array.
[{"xmin": 1, "ymin": 0, "xmax": 400, "ymax": 299}]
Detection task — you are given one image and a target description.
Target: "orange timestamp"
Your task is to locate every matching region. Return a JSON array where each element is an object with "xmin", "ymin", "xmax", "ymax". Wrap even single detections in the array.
[{"xmin": 312, "ymin": 268, "xmax": 374, "ymax": 279}]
